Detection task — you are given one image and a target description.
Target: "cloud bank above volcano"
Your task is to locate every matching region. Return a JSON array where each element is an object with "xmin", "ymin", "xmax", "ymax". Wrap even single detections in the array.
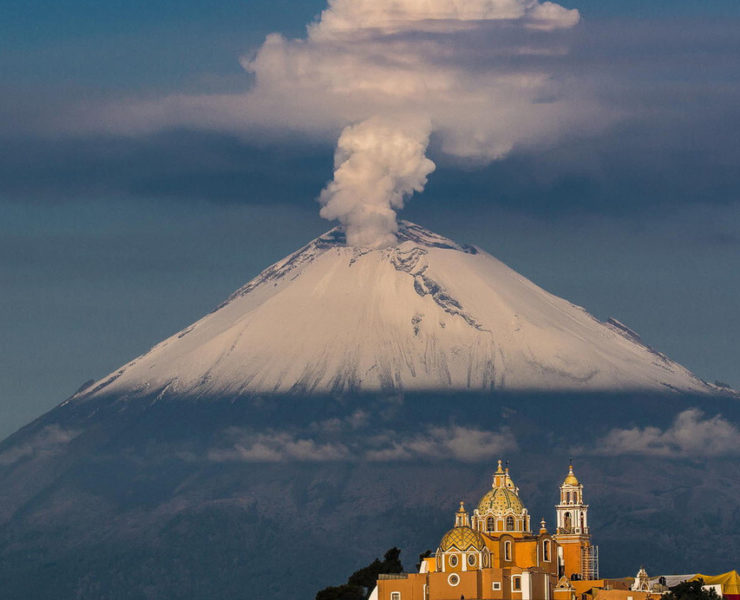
[
  {"xmin": 66, "ymin": 0, "xmax": 606, "ymax": 246},
  {"xmin": 248, "ymin": 0, "xmax": 601, "ymax": 245}
]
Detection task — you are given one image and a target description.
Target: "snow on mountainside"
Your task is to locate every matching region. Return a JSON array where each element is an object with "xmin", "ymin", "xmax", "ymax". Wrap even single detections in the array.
[{"xmin": 76, "ymin": 221, "xmax": 716, "ymax": 399}]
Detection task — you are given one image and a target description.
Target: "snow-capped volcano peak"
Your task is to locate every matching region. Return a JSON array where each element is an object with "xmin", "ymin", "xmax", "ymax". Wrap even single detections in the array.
[{"xmin": 78, "ymin": 221, "xmax": 716, "ymax": 400}]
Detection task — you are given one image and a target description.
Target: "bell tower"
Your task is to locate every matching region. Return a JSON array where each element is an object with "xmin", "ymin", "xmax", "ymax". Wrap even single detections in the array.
[
  {"xmin": 556, "ymin": 464, "xmax": 588, "ymax": 536},
  {"xmin": 553, "ymin": 464, "xmax": 598, "ymax": 581}
]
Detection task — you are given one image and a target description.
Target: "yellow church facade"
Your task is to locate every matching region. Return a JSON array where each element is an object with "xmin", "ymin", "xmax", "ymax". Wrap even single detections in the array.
[{"xmin": 373, "ymin": 461, "xmax": 596, "ymax": 600}]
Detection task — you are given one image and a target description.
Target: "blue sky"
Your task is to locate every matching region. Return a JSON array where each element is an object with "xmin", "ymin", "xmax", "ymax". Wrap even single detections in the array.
[{"xmin": 1, "ymin": 0, "xmax": 740, "ymax": 438}]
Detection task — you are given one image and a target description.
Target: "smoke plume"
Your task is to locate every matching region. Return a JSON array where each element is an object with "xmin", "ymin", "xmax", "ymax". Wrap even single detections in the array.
[
  {"xmin": 296, "ymin": 0, "xmax": 589, "ymax": 246},
  {"xmin": 65, "ymin": 0, "xmax": 605, "ymax": 246},
  {"xmin": 319, "ymin": 117, "xmax": 435, "ymax": 247}
]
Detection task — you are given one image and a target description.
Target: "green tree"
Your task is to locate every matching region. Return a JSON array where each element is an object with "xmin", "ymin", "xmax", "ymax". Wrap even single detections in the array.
[
  {"xmin": 664, "ymin": 579, "xmax": 720, "ymax": 600},
  {"xmin": 317, "ymin": 547, "xmax": 405, "ymax": 600},
  {"xmin": 416, "ymin": 550, "xmax": 433, "ymax": 571},
  {"xmin": 348, "ymin": 548, "xmax": 404, "ymax": 592},
  {"xmin": 315, "ymin": 584, "xmax": 365, "ymax": 600}
]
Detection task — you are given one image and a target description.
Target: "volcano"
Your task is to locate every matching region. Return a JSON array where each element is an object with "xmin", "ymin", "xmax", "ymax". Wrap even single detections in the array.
[
  {"xmin": 1, "ymin": 222, "xmax": 737, "ymax": 600},
  {"xmin": 78, "ymin": 221, "xmax": 713, "ymax": 400}
]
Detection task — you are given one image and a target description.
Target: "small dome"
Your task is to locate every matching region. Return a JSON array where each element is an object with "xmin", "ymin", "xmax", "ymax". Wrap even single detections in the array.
[
  {"xmin": 563, "ymin": 465, "xmax": 579, "ymax": 486},
  {"xmin": 477, "ymin": 486, "xmax": 525, "ymax": 515},
  {"xmin": 439, "ymin": 526, "xmax": 487, "ymax": 552}
]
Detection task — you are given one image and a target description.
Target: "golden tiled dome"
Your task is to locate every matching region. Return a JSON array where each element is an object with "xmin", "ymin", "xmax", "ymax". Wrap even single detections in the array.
[
  {"xmin": 439, "ymin": 526, "xmax": 486, "ymax": 552},
  {"xmin": 477, "ymin": 486, "xmax": 525, "ymax": 515},
  {"xmin": 563, "ymin": 465, "xmax": 579, "ymax": 486}
]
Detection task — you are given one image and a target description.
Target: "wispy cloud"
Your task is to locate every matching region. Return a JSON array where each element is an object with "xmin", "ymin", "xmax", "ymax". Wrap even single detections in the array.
[
  {"xmin": 589, "ymin": 408, "xmax": 739, "ymax": 458},
  {"xmin": 308, "ymin": 409, "xmax": 370, "ymax": 433},
  {"xmin": 0, "ymin": 425, "xmax": 80, "ymax": 466},
  {"xmin": 207, "ymin": 429, "xmax": 351, "ymax": 462},
  {"xmin": 208, "ymin": 423, "xmax": 517, "ymax": 463},
  {"xmin": 365, "ymin": 425, "xmax": 518, "ymax": 462},
  {"xmin": 18, "ymin": 0, "xmax": 605, "ymax": 247}
]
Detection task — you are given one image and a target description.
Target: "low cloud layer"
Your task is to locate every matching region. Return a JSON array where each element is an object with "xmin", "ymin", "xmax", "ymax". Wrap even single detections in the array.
[
  {"xmin": 364, "ymin": 425, "xmax": 518, "ymax": 462},
  {"xmin": 208, "ymin": 423, "xmax": 517, "ymax": 463},
  {"xmin": 208, "ymin": 430, "xmax": 351, "ymax": 462},
  {"xmin": 591, "ymin": 409, "xmax": 739, "ymax": 458},
  {"xmin": 0, "ymin": 425, "xmax": 79, "ymax": 466}
]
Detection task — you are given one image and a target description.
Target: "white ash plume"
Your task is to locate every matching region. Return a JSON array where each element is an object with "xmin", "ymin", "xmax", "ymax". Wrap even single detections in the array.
[
  {"xmin": 319, "ymin": 117, "xmax": 435, "ymax": 248},
  {"xmin": 70, "ymin": 0, "xmax": 605, "ymax": 244}
]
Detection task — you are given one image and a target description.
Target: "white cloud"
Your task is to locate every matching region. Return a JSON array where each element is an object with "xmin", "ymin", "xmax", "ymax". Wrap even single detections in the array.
[
  {"xmin": 207, "ymin": 429, "xmax": 351, "ymax": 463},
  {"xmin": 365, "ymin": 425, "xmax": 518, "ymax": 462},
  {"xmin": 0, "ymin": 425, "xmax": 80, "ymax": 466},
  {"xmin": 84, "ymin": 0, "xmax": 597, "ymax": 154},
  {"xmin": 309, "ymin": 409, "xmax": 370, "ymax": 433},
  {"xmin": 592, "ymin": 408, "xmax": 740, "ymax": 458},
  {"xmin": 49, "ymin": 0, "xmax": 607, "ymax": 247},
  {"xmin": 208, "ymin": 423, "xmax": 517, "ymax": 463},
  {"xmin": 309, "ymin": 0, "xmax": 580, "ymax": 38}
]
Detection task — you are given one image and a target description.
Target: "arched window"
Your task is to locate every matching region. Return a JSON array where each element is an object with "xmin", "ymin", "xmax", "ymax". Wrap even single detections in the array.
[
  {"xmin": 506, "ymin": 516, "xmax": 515, "ymax": 531},
  {"xmin": 566, "ymin": 491, "xmax": 571, "ymax": 503},
  {"xmin": 543, "ymin": 540, "xmax": 551, "ymax": 562},
  {"xmin": 504, "ymin": 541, "xmax": 512, "ymax": 561},
  {"xmin": 487, "ymin": 517, "xmax": 495, "ymax": 532}
]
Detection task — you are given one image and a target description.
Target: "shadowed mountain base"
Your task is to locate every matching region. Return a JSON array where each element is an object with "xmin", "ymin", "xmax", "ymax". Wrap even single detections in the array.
[{"xmin": 0, "ymin": 391, "xmax": 737, "ymax": 600}]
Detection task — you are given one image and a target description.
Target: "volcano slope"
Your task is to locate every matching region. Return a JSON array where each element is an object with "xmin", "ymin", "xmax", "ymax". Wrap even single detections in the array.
[
  {"xmin": 0, "ymin": 224, "xmax": 737, "ymax": 600},
  {"xmin": 77, "ymin": 222, "xmax": 716, "ymax": 397}
]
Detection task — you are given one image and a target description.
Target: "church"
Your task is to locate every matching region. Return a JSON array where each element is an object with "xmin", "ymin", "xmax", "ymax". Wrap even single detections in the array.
[{"xmin": 372, "ymin": 461, "xmax": 598, "ymax": 600}]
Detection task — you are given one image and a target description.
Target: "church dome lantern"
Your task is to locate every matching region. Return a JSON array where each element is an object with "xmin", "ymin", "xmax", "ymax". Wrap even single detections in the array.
[{"xmin": 473, "ymin": 460, "xmax": 531, "ymax": 535}]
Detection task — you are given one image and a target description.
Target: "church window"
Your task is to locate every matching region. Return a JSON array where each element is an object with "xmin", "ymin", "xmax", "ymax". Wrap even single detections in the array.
[
  {"xmin": 506, "ymin": 516, "xmax": 515, "ymax": 531},
  {"xmin": 566, "ymin": 492, "xmax": 571, "ymax": 503},
  {"xmin": 468, "ymin": 553, "xmax": 477, "ymax": 567},
  {"xmin": 391, "ymin": 593, "xmax": 401, "ymax": 600},
  {"xmin": 493, "ymin": 582, "xmax": 502, "ymax": 591},
  {"xmin": 448, "ymin": 574, "xmax": 460, "ymax": 586},
  {"xmin": 448, "ymin": 554, "xmax": 458, "ymax": 567},
  {"xmin": 513, "ymin": 576, "xmax": 522, "ymax": 591},
  {"xmin": 543, "ymin": 540, "xmax": 551, "ymax": 562},
  {"xmin": 487, "ymin": 517, "xmax": 495, "ymax": 531},
  {"xmin": 504, "ymin": 541, "xmax": 512, "ymax": 561}
]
